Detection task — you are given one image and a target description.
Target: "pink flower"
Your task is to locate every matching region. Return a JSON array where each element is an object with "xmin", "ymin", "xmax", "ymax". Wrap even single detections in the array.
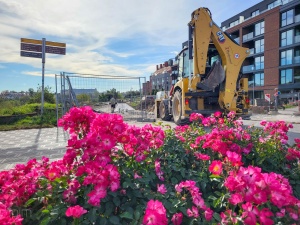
[
  {"xmin": 209, "ymin": 160, "xmax": 223, "ymax": 175},
  {"xmin": 194, "ymin": 152, "xmax": 210, "ymax": 161},
  {"xmin": 65, "ymin": 205, "xmax": 87, "ymax": 218},
  {"xmin": 204, "ymin": 208, "xmax": 214, "ymax": 221},
  {"xmin": 155, "ymin": 159, "xmax": 164, "ymax": 181},
  {"xmin": 143, "ymin": 200, "xmax": 167, "ymax": 225},
  {"xmin": 226, "ymin": 151, "xmax": 243, "ymax": 167},
  {"xmin": 187, "ymin": 206, "xmax": 199, "ymax": 218},
  {"xmin": 214, "ymin": 111, "xmax": 222, "ymax": 118},
  {"xmin": 157, "ymin": 184, "xmax": 167, "ymax": 194},
  {"xmin": 171, "ymin": 212, "xmax": 183, "ymax": 225},
  {"xmin": 134, "ymin": 172, "xmax": 142, "ymax": 179},
  {"xmin": 229, "ymin": 193, "xmax": 243, "ymax": 205}
]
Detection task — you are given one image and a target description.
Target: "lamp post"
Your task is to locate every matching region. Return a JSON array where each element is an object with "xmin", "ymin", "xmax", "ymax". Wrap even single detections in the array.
[{"xmin": 252, "ymin": 84, "xmax": 255, "ymax": 105}]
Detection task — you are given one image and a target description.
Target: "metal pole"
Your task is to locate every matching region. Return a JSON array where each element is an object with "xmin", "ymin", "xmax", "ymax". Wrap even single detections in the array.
[
  {"xmin": 55, "ymin": 74, "xmax": 59, "ymax": 127},
  {"xmin": 41, "ymin": 38, "xmax": 46, "ymax": 115},
  {"xmin": 62, "ymin": 72, "xmax": 66, "ymax": 115},
  {"xmin": 252, "ymin": 83, "xmax": 255, "ymax": 105}
]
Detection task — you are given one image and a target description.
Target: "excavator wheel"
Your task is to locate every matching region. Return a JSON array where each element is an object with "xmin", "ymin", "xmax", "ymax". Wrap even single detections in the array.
[
  {"xmin": 172, "ymin": 90, "xmax": 190, "ymax": 125},
  {"xmin": 159, "ymin": 100, "xmax": 172, "ymax": 121}
]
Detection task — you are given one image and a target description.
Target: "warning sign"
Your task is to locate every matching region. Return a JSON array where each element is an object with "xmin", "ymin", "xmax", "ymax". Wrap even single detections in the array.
[{"xmin": 265, "ymin": 94, "xmax": 271, "ymax": 102}]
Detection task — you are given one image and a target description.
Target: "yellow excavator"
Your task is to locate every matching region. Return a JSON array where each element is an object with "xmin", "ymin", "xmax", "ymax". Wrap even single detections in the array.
[{"xmin": 155, "ymin": 7, "xmax": 250, "ymax": 125}]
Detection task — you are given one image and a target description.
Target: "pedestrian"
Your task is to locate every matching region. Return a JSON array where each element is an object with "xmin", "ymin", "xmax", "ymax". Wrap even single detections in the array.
[
  {"xmin": 110, "ymin": 97, "xmax": 117, "ymax": 113},
  {"xmin": 274, "ymin": 88, "xmax": 281, "ymax": 110}
]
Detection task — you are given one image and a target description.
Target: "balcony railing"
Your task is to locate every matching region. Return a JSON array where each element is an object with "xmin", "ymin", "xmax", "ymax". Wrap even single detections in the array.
[
  {"xmin": 249, "ymin": 48, "xmax": 255, "ymax": 55},
  {"xmin": 295, "ymin": 35, "xmax": 300, "ymax": 43},
  {"xmin": 243, "ymin": 32, "xmax": 254, "ymax": 42},
  {"xmin": 295, "ymin": 14, "xmax": 300, "ymax": 23},
  {"xmin": 295, "ymin": 56, "xmax": 300, "ymax": 64},
  {"xmin": 234, "ymin": 37, "xmax": 239, "ymax": 44},
  {"xmin": 242, "ymin": 65, "xmax": 255, "ymax": 73}
]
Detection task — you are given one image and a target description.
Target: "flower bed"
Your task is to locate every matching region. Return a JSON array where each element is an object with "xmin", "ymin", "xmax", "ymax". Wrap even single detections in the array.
[{"xmin": 0, "ymin": 106, "xmax": 299, "ymax": 225}]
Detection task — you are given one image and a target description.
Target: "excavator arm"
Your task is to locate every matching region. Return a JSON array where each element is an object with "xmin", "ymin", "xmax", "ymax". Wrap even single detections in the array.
[{"xmin": 189, "ymin": 7, "xmax": 250, "ymax": 111}]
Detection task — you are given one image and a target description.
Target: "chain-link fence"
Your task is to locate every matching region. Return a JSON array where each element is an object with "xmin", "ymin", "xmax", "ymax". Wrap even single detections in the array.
[{"xmin": 55, "ymin": 72, "xmax": 155, "ymax": 123}]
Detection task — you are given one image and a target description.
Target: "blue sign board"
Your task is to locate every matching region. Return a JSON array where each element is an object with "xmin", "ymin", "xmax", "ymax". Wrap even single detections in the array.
[{"xmin": 20, "ymin": 51, "xmax": 42, "ymax": 58}]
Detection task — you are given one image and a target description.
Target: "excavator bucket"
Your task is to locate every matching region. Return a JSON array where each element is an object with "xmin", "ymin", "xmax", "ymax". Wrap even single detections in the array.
[{"xmin": 196, "ymin": 61, "xmax": 225, "ymax": 91}]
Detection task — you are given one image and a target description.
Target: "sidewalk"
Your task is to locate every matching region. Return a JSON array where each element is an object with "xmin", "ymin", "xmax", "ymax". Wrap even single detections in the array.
[
  {"xmin": 250, "ymin": 106, "xmax": 300, "ymax": 124},
  {"xmin": 0, "ymin": 128, "xmax": 69, "ymax": 171}
]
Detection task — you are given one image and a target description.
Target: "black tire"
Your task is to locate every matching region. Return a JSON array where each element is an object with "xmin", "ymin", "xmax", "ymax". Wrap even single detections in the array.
[
  {"xmin": 159, "ymin": 100, "xmax": 172, "ymax": 121},
  {"xmin": 172, "ymin": 90, "xmax": 190, "ymax": 125}
]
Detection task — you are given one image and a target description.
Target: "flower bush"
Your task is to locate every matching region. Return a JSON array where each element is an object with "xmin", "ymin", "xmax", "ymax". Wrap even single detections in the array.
[{"xmin": 0, "ymin": 106, "xmax": 299, "ymax": 224}]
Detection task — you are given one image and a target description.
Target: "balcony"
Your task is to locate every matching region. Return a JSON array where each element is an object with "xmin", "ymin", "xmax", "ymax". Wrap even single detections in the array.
[
  {"xmin": 242, "ymin": 65, "xmax": 255, "ymax": 73},
  {"xmin": 296, "ymin": 14, "xmax": 300, "ymax": 23},
  {"xmin": 295, "ymin": 56, "xmax": 300, "ymax": 64},
  {"xmin": 249, "ymin": 48, "xmax": 255, "ymax": 55},
  {"xmin": 243, "ymin": 32, "xmax": 254, "ymax": 42},
  {"xmin": 296, "ymin": 35, "xmax": 300, "ymax": 43}
]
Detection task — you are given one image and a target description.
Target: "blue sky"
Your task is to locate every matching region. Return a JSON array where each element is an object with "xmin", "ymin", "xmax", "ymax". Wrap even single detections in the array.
[{"xmin": 0, "ymin": 0, "xmax": 262, "ymax": 92}]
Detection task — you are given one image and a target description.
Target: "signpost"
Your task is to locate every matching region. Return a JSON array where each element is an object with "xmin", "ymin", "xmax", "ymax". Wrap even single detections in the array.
[
  {"xmin": 265, "ymin": 93, "xmax": 270, "ymax": 102},
  {"xmin": 20, "ymin": 38, "xmax": 66, "ymax": 114},
  {"xmin": 265, "ymin": 93, "xmax": 271, "ymax": 112}
]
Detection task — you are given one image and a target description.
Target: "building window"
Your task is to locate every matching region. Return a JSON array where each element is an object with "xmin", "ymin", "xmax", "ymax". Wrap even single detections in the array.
[
  {"xmin": 281, "ymin": 9, "xmax": 294, "ymax": 27},
  {"xmin": 251, "ymin": 10, "xmax": 259, "ymax": 17},
  {"xmin": 281, "ymin": 49, "xmax": 293, "ymax": 65},
  {"xmin": 255, "ymin": 21, "xmax": 264, "ymax": 36},
  {"xmin": 281, "ymin": 29, "xmax": 293, "ymax": 46},
  {"xmin": 255, "ymin": 39, "xmax": 264, "ymax": 53},
  {"xmin": 268, "ymin": 1, "xmax": 279, "ymax": 9},
  {"xmin": 255, "ymin": 56, "xmax": 264, "ymax": 70},
  {"xmin": 295, "ymin": 68, "xmax": 300, "ymax": 83},
  {"xmin": 280, "ymin": 69, "xmax": 293, "ymax": 84},
  {"xmin": 230, "ymin": 20, "xmax": 239, "ymax": 27},
  {"xmin": 254, "ymin": 73, "xmax": 264, "ymax": 86}
]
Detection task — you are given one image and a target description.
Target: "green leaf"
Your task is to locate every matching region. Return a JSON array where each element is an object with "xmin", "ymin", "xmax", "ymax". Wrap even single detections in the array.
[
  {"xmin": 40, "ymin": 217, "xmax": 50, "ymax": 225},
  {"xmin": 42, "ymin": 209, "xmax": 50, "ymax": 214},
  {"xmin": 213, "ymin": 212, "xmax": 221, "ymax": 221},
  {"xmin": 171, "ymin": 177, "xmax": 178, "ymax": 184},
  {"xmin": 97, "ymin": 217, "xmax": 107, "ymax": 225},
  {"xmin": 122, "ymin": 181, "xmax": 130, "ymax": 188},
  {"xmin": 134, "ymin": 209, "xmax": 142, "ymax": 220},
  {"xmin": 104, "ymin": 202, "xmax": 114, "ymax": 216},
  {"xmin": 109, "ymin": 216, "xmax": 120, "ymax": 224},
  {"xmin": 120, "ymin": 211, "xmax": 134, "ymax": 220},
  {"xmin": 113, "ymin": 197, "xmax": 120, "ymax": 206},
  {"xmin": 25, "ymin": 198, "xmax": 36, "ymax": 207}
]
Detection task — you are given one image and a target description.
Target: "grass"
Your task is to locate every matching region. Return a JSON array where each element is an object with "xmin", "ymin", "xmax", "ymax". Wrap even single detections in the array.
[{"xmin": 0, "ymin": 103, "xmax": 58, "ymax": 131}]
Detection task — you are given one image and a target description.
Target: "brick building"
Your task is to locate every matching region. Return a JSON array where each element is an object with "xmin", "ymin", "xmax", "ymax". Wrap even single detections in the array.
[
  {"xmin": 149, "ymin": 59, "xmax": 176, "ymax": 94},
  {"xmin": 221, "ymin": 0, "xmax": 300, "ymax": 103}
]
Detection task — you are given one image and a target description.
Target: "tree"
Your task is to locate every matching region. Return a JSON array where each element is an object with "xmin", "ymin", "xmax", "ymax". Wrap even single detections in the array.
[
  {"xmin": 28, "ymin": 88, "xmax": 34, "ymax": 97},
  {"xmin": 29, "ymin": 85, "xmax": 55, "ymax": 104},
  {"xmin": 77, "ymin": 94, "xmax": 91, "ymax": 104}
]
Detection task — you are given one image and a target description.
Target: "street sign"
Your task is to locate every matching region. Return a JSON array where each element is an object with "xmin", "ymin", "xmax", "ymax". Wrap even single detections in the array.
[
  {"xmin": 21, "ymin": 43, "xmax": 42, "ymax": 52},
  {"xmin": 46, "ymin": 41, "xmax": 66, "ymax": 48},
  {"xmin": 20, "ymin": 51, "xmax": 42, "ymax": 58},
  {"xmin": 45, "ymin": 46, "xmax": 66, "ymax": 55},
  {"xmin": 21, "ymin": 38, "xmax": 66, "ymax": 48},
  {"xmin": 265, "ymin": 93, "xmax": 271, "ymax": 102},
  {"xmin": 21, "ymin": 38, "xmax": 42, "ymax": 45},
  {"xmin": 20, "ymin": 38, "xmax": 66, "ymax": 57}
]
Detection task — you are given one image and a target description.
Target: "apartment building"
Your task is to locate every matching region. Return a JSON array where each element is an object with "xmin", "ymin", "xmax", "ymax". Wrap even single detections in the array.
[
  {"xmin": 149, "ymin": 59, "xmax": 176, "ymax": 94},
  {"xmin": 221, "ymin": 0, "xmax": 300, "ymax": 103}
]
